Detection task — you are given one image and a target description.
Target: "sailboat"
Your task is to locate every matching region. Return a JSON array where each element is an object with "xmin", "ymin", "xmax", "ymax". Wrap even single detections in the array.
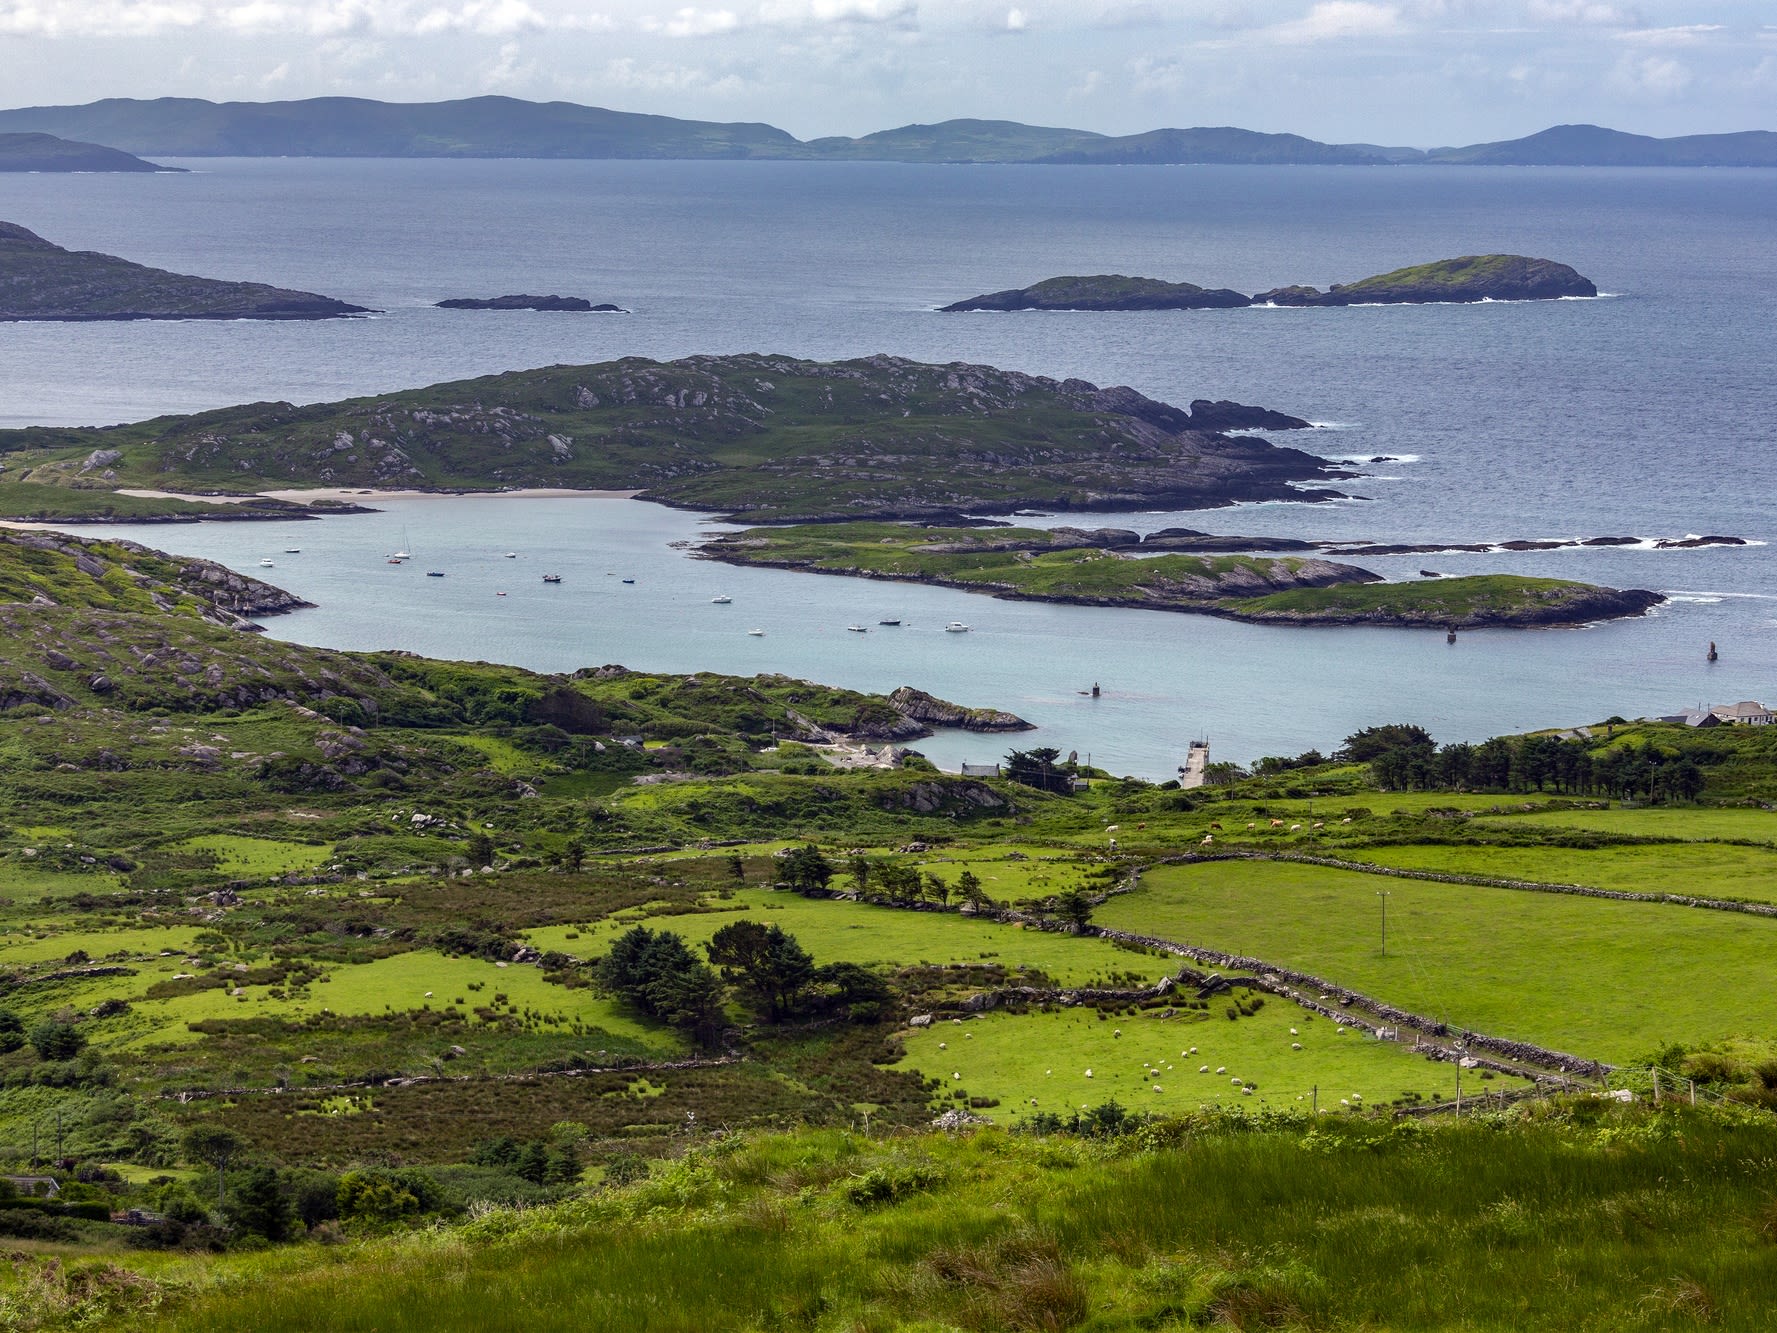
[{"xmin": 711, "ymin": 595, "xmax": 732, "ymax": 604}]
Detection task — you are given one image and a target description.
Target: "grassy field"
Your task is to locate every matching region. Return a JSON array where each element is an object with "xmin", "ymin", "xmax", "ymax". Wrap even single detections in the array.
[
  {"xmin": 892, "ymin": 1002, "xmax": 1502, "ymax": 1120},
  {"xmin": 1098, "ymin": 860, "xmax": 1777, "ymax": 1062},
  {"xmin": 1345, "ymin": 840, "xmax": 1777, "ymax": 902},
  {"xmin": 524, "ymin": 888, "xmax": 1175, "ymax": 990},
  {"xmin": 1479, "ymin": 806, "xmax": 1777, "ymax": 844}
]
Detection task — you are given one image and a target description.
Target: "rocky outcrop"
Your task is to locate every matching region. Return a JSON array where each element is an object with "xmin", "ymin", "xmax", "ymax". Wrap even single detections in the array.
[
  {"xmin": 1254, "ymin": 255, "xmax": 1596, "ymax": 306},
  {"xmin": 941, "ymin": 275, "xmax": 1251, "ymax": 312},
  {"xmin": 1185, "ymin": 400, "xmax": 1313, "ymax": 432},
  {"xmin": 0, "ymin": 221, "xmax": 372, "ymax": 322},
  {"xmin": 887, "ymin": 686, "xmax": 1032, "ymax": 733},
  {"xmin": 436, "ymin": 295, "xmax": 626, "ymax": 312}
]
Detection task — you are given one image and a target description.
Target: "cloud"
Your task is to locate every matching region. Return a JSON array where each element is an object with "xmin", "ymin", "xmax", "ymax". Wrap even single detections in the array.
[
  {"xmin": 0, "ymin": 0, "xmax": 563, "ymax": 37},
  {"xmin": 1524, "ymin": 0, "xmax": 1634, "ymax": 25},
  {"xmin": 1609, "ymin": 51, "xmax": 1692, "ymax": 97},
  {"xmin": 645, "ymin": 5, "xmax": 738, "ymax": 35},
  {"xmin": 1266, "ymin": 2, "xmax": 1402, "ymax": 44},
  {"xmin": 1613, "ymin": 24, "xmax": 1722, "ymax": 47},
  {"xmin": 1003, "ymin": 6, "xmax": 1023, "ymax": 32}
]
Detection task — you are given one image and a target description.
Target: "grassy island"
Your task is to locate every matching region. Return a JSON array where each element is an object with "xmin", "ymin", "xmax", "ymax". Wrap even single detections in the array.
[
  {"xmin": 701, "ymin": 523, "xmax": 1663, "ymax": 627},
  {"xmin": 0, "ymin": 354, "xmax": 1338, "ymax": 520}
]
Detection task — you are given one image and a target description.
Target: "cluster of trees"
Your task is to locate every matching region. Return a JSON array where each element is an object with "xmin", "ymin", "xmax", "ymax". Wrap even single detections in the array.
[
  {"xmin": 1003, "ymin": 747, "xmax": 1080, "ymax": 794},
  {"xmin": 468, "ymin": 1130, "xmax": 583, "ymax": 1186},
  {"xmin": 1344, "ymin": 724, "xmax": 1705, "ymax": 801},
  {"xmin": 847, "ymin": 856, "xmax": 988, "ymax": 910},
  {"xmin": 600, "ymin": 919, "xmax": 892, "ymax": 1036}
]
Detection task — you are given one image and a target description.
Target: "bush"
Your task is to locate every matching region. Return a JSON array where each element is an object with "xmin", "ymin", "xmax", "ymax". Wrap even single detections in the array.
[{"xmin": 28, "ymin": 1019, "xmax": 86, "ymax": 1061}]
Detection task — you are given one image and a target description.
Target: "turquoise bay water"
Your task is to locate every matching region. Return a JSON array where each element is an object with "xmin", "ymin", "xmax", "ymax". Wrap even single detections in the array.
[{"xmin": 4, "ymin": 160, "xmax": 1774, "ymax": 776}]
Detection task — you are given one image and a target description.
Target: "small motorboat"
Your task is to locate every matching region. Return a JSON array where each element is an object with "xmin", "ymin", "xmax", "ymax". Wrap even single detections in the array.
[
  {"xmin": 847, "ymin": 625, "xmax": 868, "ymax": 633},
  {"xmin": 944, "ymin": 622, "xmax": 970, "ymax": 633},
  {"xmin": 258, "ymin": 559, "xmax": 275, "ymax": 567},
  {"xmin": 284, "ymin": 548, "xmax": 301, "ymax": 554},
  {"xmin": 748, "ymin": 628, "xmax": 765, "ymax": 636},
  {"xmin": 426, "ymin": 571, "xmax": 445, "ymax": 578},
  {"xmin": 711, "ymin": 595, "xmax": 732, "ymax": 604},
  {"xmin": 621, "ymin": 578, "xmax": 635, "ymax": 584},
  {"xmin": 542, "ymin": 574, "xmax": 563, "ymax": 584},
  {"xmin": 496, "ymin": 591, "xmax": 508, "ymax": 597},
  {"xmin": 391, "ymin": 550, "xmax": 411, "ymax": 561},
  {"xmin": 503, "ymin": 552, "xmax": 517, "ymax": 559},
  {"xmin": 387, "ymin": 558, "xmax": 404, "ymax": 565},
  {"xmin": 878, "ymin": 619, "xmax": 901, "ymax": 626}
]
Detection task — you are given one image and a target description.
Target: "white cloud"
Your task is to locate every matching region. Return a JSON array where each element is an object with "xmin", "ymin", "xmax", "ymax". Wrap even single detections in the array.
[
  {"xmin": 1609, "ymin": 51, "xmax": 1692, "ymax": 97},
  {"xmin": 1004, "ymin": 6, "xmax": 1023, "ymax": 31},
  {"xmin": 1267, "ymin": 2, "xmax": 1401, "ymax": 45},
  {"xmin": 1614, "ymin": 24, "xmax": 1722, "ymax": 47},
  {"xmin": 646, "ymin": 6, "xmax": 738, "ymax": 36},
  {"xmin": 1525, "ymin": 0, "xmax": 1634, "ymax": 25}
]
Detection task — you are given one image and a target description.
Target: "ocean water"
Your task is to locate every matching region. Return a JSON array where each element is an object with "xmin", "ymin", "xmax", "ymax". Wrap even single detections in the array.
[{"xmin": 2, "ymin": 160, "xmax": 1774, "ymax": 776}]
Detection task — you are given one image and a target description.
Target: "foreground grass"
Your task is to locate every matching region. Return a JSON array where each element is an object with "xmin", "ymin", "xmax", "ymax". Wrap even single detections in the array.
[
  {"xmin": 1100, "ymin": 861, "xmax": 1777, "ymax": 1060},
  {"xmin": 34, "ymin": 1109, "xmax": 1777, "ymax": 1331}
]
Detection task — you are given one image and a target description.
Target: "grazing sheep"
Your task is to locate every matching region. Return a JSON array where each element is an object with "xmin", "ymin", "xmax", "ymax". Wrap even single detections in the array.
[
  {"xmin": 1153, "ymin": 1084, "xmax": 1163, "ymax": 1092},
  {"xmin": 952, "ymin": 1072, "xmax": 960, "ymax": 1079},
  {"xmin": 1341, "ymin": 817, "xmax": 1353, "ymax": 824},
  {"xmin": 1200, "ymin": 835, "xmax": 1214, "ymax": 846},
  {"xmin": 1242, "ymin": 1087, "xmax": 1254, "ymax": 1096},
  {"xmin": 1189, "ymin": 1047, "xmax": 1197, "ymax": 1055},
  {"xmin": 1269, "ymin": 819, "xmax": 1284, "ymax": 827},
  {"xmin": 1085, "ymin": 1069, "xmax": 1094, "ymax": 1078},
  {"xmin": 1200, "ymin": 1065, "xmax": 1210, "ymax": 1073},
  {"xmin": 1210, "ymin": 821, "xmax": 1223, "ymax": 831},
  {"xmin": 1289, "ymin": 823, "xmax": 1303, "ymax": 831},
  {"xmin": 1216, "ymin": 1066, "xmax": 1227, "ymax": 1075},
  {"xmin": 1289, "ymin": 1028, "xmax": 1298, "ymax": 1035},
  {"xmin": 1312, "ymin": 821, "xmax": 1325, "ymax": 829},
  {"xmin": 1231, "ymin": 1076, "xmax": 1243, "ymax": 1085},
  {"xmin": 1292, "ymin": 1043, "xmax": 1303, "ymax": 1050},
  {"xmin": 1246, "ymin": 822, "xmax": 1256, "ymax": 830},
  {"xmin": 1113, "ymin": 1029, "xmax": 1121, "ymax": 1036}
]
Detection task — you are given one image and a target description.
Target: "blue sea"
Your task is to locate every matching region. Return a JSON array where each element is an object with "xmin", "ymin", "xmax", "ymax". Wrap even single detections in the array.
[{"xmin": 2, "ymin": 159, "xmax": 1774, "ymax": 777}]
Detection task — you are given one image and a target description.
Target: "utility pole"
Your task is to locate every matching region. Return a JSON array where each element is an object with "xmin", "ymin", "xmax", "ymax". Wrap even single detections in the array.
[
  {"xmin": 54, "ymin": 1108, "xmax": 62, "ymax": 1165},
  {"xmin": 1377, "ymin": 890, "xmax": 1390, "ymax": 957}
]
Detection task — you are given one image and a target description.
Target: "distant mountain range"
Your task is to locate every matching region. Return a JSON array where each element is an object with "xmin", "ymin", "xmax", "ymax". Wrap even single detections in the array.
[{"xmin": 0, "ymin": 98, "xmax": 1772, "ymax": 167}]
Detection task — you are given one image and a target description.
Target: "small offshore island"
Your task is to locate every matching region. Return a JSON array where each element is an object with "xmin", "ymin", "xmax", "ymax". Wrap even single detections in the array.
[
  {"xmin": 436, "ymin": 295, "xmax": 627, "ymax": 312},
  {"xmin": 0, "ymin": 220, "xmax": 371, "ymax": 321},
  {"xmin": 943, "ymin": 255, "xmax": 1597, "ymax": 311},
  {"xmin": 700, "ymin": 523, "xmax": 1666, "ymax": 628}
]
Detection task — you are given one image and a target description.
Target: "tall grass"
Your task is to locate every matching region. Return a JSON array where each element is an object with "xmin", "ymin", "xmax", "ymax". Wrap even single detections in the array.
[{"xmin": 93, "ymin": 1103, "xmax": 1777, "ymax": 1331}]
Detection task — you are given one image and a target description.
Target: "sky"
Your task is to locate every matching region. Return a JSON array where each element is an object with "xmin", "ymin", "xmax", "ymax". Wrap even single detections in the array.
[{"xmin": 0, "ymin": 1, "xmax": 1772, "ymax": 144}]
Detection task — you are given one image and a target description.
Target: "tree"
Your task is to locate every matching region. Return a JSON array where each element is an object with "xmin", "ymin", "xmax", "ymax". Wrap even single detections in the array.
[
  {"xmin": 465, "ymin": 831, "xmax": 495, "ymax": 867},
  {"xmin": 923, "ymin": 872, "xmax": 952, "ymax": 907},
  {"xmin": 727, "ymin": 851, "xmax": 746, "ymax": 881},
  {"xmin": 561, "ymin": 838, "xmax": 586, "ymax": 873},
  {"xmin": 956, "ymin": 869, "xmax": 988, "ymax": 911},
  {"xmin": 1341, "ymin": 724, "xmax": 1436, "ymax": 763},
  {"xmin": 1052, "ymin": 888, "xmax": 1095, "ymax": 932},
  {"xmin": 181, "ymin": 1124, "xmax": 247, "ymax": 1214},
  {"xmin": 229, "ymin": 1165, "xmax": 293, "ymax": 1241},
  {"xmin": 707, "ymin": 921, "xmax": 816, "ymax": 1021},
  {"xmin": 0, "ymin": 1010, "xmax": 23, "ymax": 1055},
  {"xmin": 779, "ymin": 845, "xmax": 834, "ymax": 894},
  {"xmin": 812, "ymin": 962, "xmax": 893, "ymax": 1023},
  {"xmin": 28, "ymin": 1019, "xmax": 85, "ymax": 1061},
  {"xmin": 600, "ymin": 927, "xmax": 727, "ymax": 1044},
  {"xmin": 847, "ymin": 854, "xmax": 873, "ymax": 896},
  {"xmin": 1004, "ymin": 747, "xmax": 1072, "ymax": 794},
  {"xmin": 336, "ymin": 1170, "xmax": 420, "ymax": 1224}
]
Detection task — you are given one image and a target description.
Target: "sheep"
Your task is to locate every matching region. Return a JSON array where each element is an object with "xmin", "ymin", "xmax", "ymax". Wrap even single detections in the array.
[
  {"xmin": 1209, "ymin": 821, "xmax": 1223, "ymax": 831},
  {"xmin": 1113, "ymin": 1029, "xmax": 1121, "ymax": 1037},
  {"xmin": 1341, "ymin": 816, "xmax": 1353, "ymax": 824},
  {"xmin": 1246, "ymin": 822, "xmax": 1256, "ymax": 830},
  {"xmin": 1289, "ymin": 823, "xmax": 1303, "ymax": 831},
  {"xmin": 1269, "ymin": 819, "xmax": 1284, "ymax": 827},
  {"xmin": 1231, "ymin": 1076, "xmax": 1242, "ymax": 1085},
  {"xmin": 1289, "ymin": 1028, "xmax": 1298, "ymax": 1036},
  {"xmin": 1189, "ymin": 1046, "xmax": 1197, "ymax": 1055},
  {"xmin": 1153, "ymin": 1084, "xmax": 1163, "ymax": 1093},
  {"xmin": 1200, "ymin": 1065, "xmax": 1210, "ymax": 1073},
  {"xmin": 1200, "ymin": 835, "xmax": 1214, "ymax": 846},
  {"xmin": 1084, "ymin": 1069, "xmax": 1093, "ymax": 1078},
  {"xmin": 938, "ymin": 1042, "xmax": 947, "ymax": 1049},
  {"xmin": 1312, "ymin": 821, "xmax": 1325, "ymax": 829},
  {"xmin": 1291, "ymin": 1042, "xmax": 1303, "ymax": 1050},
  {"xmin": 952, "ymin": 1072, "xmax": 960, "ymax": 1079},
  {"xmin": 1216, "ymin": 1066, "xmax": 1227, "ymax": 1074}
]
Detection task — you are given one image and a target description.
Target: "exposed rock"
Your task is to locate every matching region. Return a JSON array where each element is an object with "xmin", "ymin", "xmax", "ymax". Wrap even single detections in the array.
[
  {"xmin": 887, "ymin": 686, "xmax": 1033, "ymax": 733},
  {"xmin": 1185, "ymin": 400, "xmax": 1313, "ymax": 432}
]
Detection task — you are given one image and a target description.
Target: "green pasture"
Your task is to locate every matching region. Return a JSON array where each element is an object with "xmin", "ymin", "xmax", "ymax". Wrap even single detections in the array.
[
  {"xmin": 0, "ymin": 924, "xmax": 206, "ymax": 966},
  {"xmin": 0, "ymin": 860, "xmax": 124, "ymax": 902},
  {"xmin": 1345, "ymin": 840, "xmax": 1777, "ymax": 902},
  {"xmin": 92, "ymin": 950, "xmax": 681, "ymax": 1054},
  {"xmin": 892, "ymin": 1003, "xmax": 1500, "ymax": 1119},
  {"xmin": 174, "ymin": 835, "xmax": 333, "ymax": 878},
  {"xmin": 525, "ymin": 889, "xmax": 1175, "ymax": 988},
  {"xmin": 1479, "ymin": 805, "xmax": 1777, "ymax": 844},
  {"xmin": 1099, "ymin": 860, "xmax": 1777, "ymax": 1062}
]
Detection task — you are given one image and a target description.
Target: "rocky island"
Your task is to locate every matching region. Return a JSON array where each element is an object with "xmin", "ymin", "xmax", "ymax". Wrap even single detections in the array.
[
  {"xmin": 436, "ymin": 295, "xmax": 627, "ymax": 312},
  {"xmin": 0, "ymin": 131, "xmax": 178, "ymax": 173},
  {"xmin": 1253, "ymin": 255, "xmax": 1597, "ymax": 306},
  {"xmin": 0, "ymin": 220, "xmax": 372, "ymax": 321},
  {"xmin": 699, "ymin": 522, "xmax": 1665, "ymax": 628},
  {"xmin": 0, "ymin": 353, "xmax": 1348, "ymax": 521},
  {"xmin": 940, "ymin": 275, "xmax": 1250, "ymax": 312},
  {"xmin": 942, "ymin": 256, "xmax": 1597, "ymax": 312}
]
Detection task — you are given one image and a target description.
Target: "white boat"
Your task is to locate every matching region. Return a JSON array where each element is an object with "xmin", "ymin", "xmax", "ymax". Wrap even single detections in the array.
[
  {"xmin": 944, "ymin": 622, "xmax": 971, "ymax": 633},
  {"xmin": 504, "ymin": 552, "xmax": 517, "ymax": 559},
  {"xmin": 847, "ymin": 624, "xmax": 868, "ymax": 633},
  {"xmin": 748, "ymin": 628, "xmax": 765, "ymax": 636},
  {"xmin": 258, "ymin": 559, "xmax": 275, "ymax": 567},
  {"xmin": 390, "ymin": 551, "xmax": 411, "ymax": 561},
  {"xmin": 711, "ymin": 595, "xmax": 732, "ymax": 604}
]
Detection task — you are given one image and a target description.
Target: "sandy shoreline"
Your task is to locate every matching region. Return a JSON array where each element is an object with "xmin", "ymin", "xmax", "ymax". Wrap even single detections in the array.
[{"xmin": 118, "ymin": 486, "xmax": 645, "ymax": 505}]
